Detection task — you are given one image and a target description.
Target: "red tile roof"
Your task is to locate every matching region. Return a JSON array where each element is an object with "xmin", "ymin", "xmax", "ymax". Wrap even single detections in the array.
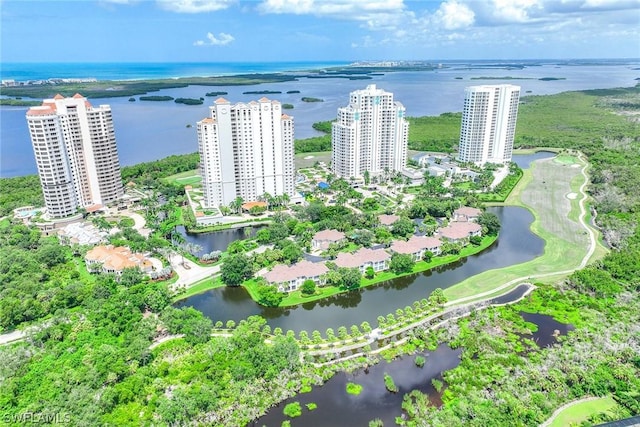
[
  {"xmin": 439, "ymin": 222, "xmax": 481, "ymax": 240},
  {"xmin": 313, "ymin": 229, "xmax": 346, "ymax": 242},
  {"xmin": 390, "ymin": 236, "xmax": 441, "ymax": 254},
  {"xmin": 334, "ymin": 247, "xmax": 390, "ymax": 269},
  {"xmin": 454, "ymin": 206, "xmax": 482, "ymax": 221},
  {"xmin": 378, "ymin": 214, "xmax": 400, "ymax": 226},
  {"xmin": 264, "ymin": 260, "xmax": 328, "ymax": 284},
  {"xmin": 27, "ymin": 106, "xmax": 56, "ymax": 116},
  {"xmin": 215, "ymin": 97, "xmax": 229, "ymax": 104}
]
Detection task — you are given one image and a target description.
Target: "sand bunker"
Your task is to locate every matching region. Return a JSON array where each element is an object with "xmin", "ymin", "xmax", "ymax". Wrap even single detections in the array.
[
  {"xmin": 304, "ymin": 155, "xmax": 314, "ymax": 159},
  {"xmin": 566, "ymin": 193, "xmax": 578, "ymax": 199}
]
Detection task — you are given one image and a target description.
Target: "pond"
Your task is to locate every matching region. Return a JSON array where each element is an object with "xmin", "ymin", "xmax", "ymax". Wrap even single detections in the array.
[
  {"xmin": 253, "ymin": 344, "xmax": 463, "ymax": 427},
  {"xmin": 175, "ymin": 224, "xmax": 264, "ymax": 257},
  {"xmin": 176, "ymin": 206, "xmax": 544, "ymax": 332},
  {"xmin": 254, "ymin": 292, "xmax": 575, "ymax": 427},
  {"xmin": 520, "ymin": 312, "xmax": 575, "ymax": 348},
  {"xmin": 511, "ymin": 151, "xmax": 556, "ymax": 169}
]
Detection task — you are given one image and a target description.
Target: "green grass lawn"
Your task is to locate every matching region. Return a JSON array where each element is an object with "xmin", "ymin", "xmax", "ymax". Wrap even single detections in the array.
[
  {"xmin": 548, "ymin": 396, "xmax": 620, "ymax": 427},
  {"xmin": 444, "ymin": 155, "xmax": 607, "ymax": 302},
  {"xmin": 294, "ymin": 151, "xmax": 331, "ymax": 169},
  {"xmin": 172, "ymin": 276, "xmax": 225, "ymax": 302},
  {"xmin": 163, "ymin": 169, "xmax": 201, "ymax": 187}
]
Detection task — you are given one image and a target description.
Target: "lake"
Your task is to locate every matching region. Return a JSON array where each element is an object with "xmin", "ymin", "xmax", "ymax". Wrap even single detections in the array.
[
  {"xmin": 176, "ymin": 206, "xmax": 544, "ymax": 332},
  {"xmin": 2, "ymin": 61, "xmax": 638, "ymax": 177}
]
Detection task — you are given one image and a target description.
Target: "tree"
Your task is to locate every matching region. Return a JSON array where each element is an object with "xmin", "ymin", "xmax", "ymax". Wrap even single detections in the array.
[
  {"xmin": 281, "ymin": 242, "xmax": 303, "ymax": 264},
  {"xmin": 429, "ymin": 287, "xmax": 447, "ymax": 306},
  {"xmin": 256, "ymin": 228, "xmax": 271, "ymax": 244},
  {"xmin": 391, "ymin": 217, "xmax": 416, "ymax": 238},
  {"xmin": 229, "ymin": 197, "xmax": 244, "ymax": 214},
  {"xmin": 249, "ymin": 205, "xmax": 266, "ymax": 216},
  {"xmin": 478, "ymin": 212, "xmax": 500, "ymax": 236},
  {"xmin": 338, "ymin": 267, "xmax": 362, "ymax": 290},
  {"xmin": 363, "ymin": 170, "xmax": 370, "ymax": 186},
  {"xmin": 351, "ymin": 229, "xmax": 374, "ymax": 247},
  {"xmin": 220, "ymin": 254, "xmax": 253, "ymax": 286},
  {"xmin": 389, "ymin": 252, "xmax": 414, "ymax": 274},
  {"xmin": 119, "ymin": 267, "xmax": 145, "ymax": 287},
  {"xmin": 365, "ymin": 266, "xmax": 375, "ymax": 279},
  {"xmin": 256, "ymin": 284, "xmax": 284, "ymax": 307},
  {"xmin": 423, "ymin": 250, "xmax": 434, "ymax": 263},
  {"xmin": 301, "ymin": 279, "xmax": 316, "ymax": 296}
]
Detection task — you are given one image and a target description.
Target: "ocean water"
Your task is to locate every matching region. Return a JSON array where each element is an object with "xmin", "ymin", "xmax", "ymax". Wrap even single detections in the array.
[
  {"xmin": 0, "ymin": 61, "xmax": 351, "ymax": 81},
  {"xmin": 1, "ymin": 60, "xmax": 639, "ymax": 177}
]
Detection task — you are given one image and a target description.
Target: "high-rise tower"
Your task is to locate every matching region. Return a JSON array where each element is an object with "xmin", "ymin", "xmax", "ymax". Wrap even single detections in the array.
[
  {"xmin": 331, "ymin": 84, "xmax": 408, "ymax": 179},
  {"xmin": 457, "ymin": 84, "xmax": 520, "ymax": 165},
  {"xmin": 197, "ymin": 97, "xmax": 295, "ymax": 208},
  {"xmin": 26, "ymin": 94, "xmax": 123, "ymax": 218}
]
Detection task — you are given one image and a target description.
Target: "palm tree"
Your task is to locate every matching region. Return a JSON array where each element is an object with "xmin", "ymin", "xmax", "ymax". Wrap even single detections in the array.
[
  {"xmin": 281, "ymin": 193, "xmax": 290, "ymax": 207},
  {"xmin": 229, "ymin": 197, "xmax": 244, "ymax": 214}
]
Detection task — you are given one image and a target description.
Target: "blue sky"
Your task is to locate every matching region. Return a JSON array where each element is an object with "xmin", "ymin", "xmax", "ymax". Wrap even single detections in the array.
[{"xmin": 1, "ymin": 0, "xmax": 639, "ymax": 62}]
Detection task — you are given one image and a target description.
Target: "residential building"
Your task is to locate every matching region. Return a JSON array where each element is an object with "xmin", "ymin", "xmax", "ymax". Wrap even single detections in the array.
[
  {"xmin": 85, "ymin": 245, "xmax": 153, "ymax": 276},
  {"xmin": 334, "ymin": 247, "xmax": 391, "ymax": 273},
  {"xmin": 312, "ymin": 229, "xmax": 346, "ymax": 250},
  {"xmin": 263, "ymin": 260, "xmax": 329, "ymax": 293},
  {"xmin": 457, "ymin": 84, "xmax": 520, "ymax": 165},
  {"xmin": 332, "ymin": 84, "xmax": 409, "ymax": 179},
  {"xmin": 378, "ymin": 214, "xmax": 400, "ymax": 226},
  {"xmin": 390, "ymin": 236, "xmax": 442, "ymax": 261},
  {"xmin": 453, "ymin": 207, "xmax": 482, "ymax": 222},
  {"xmin": 438, "ymin": 222, "xmax": 482, "ymax": 244},
  {"xmin": 26, "ymin": 94, "xmax": 124, "ymax": 218},
  {"xmin": 197, "ymin": 97, "xmax": 296, "ymax": 208}
]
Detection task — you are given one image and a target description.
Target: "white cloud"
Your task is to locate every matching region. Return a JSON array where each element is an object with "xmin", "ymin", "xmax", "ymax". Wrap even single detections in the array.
[
  {"xmin": 491, "ymin": 0, "xmax": 541, "ymax": 23},
  {"xmin": 434, "ymin": 0, "xmax": 475, "ymax": 29},
  {"xmin": 193, "ymin": 32, "xmax": 235, "ymax": 46},
  {"xmin": 257, "ymin": 0, "xmax": 405, "ymax": 18},
  {"xmin": 158, "ymin": 0, "xmax": 236, "ymax": 13}
]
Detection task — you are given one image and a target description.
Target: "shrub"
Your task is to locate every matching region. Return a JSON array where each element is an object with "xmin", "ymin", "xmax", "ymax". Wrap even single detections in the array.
[
  {"xmin": 283, "ymin": 402, "xmax": 302, "ymax": 418},
  {"xmin": 384, "ymin": 373, "xmax": 399, "ymax": 392},
  {"xmin": 415, "ymin": 355, "xmax": 426, "ymax": 367},
  {"xmin": 346, "ymin": 382, "xmax": 363, "ymax": 395}
]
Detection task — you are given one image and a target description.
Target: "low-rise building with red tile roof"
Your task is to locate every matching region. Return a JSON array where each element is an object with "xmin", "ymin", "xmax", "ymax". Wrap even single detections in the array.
[
  {"xmin": 453, "ymin": 206, "xmax": 482, "ymax": 222},
  {"xmin": 263, "ymin": 260, "xmax": 329, "ymax": 292},
  {"xmin": 438, "ymin": 222, "xmax": 482, "ymax": 243},
  {"xmin": 378, "ymin": 214, "xmax": 401, "ymax": 226},
  {"xmin": 390, "ymin": 236, "xmax": 442, "ymax": 260},
  {"xmin": 334, "ymin": 247, "xmax": 391, "ymax": 273},
  {"xmin": 312, "ymin": 229, "xmax": 346, "ymax": 250},
  {"xmin": 85, "ymin": 245, "xmax": 153, "ymax": 277}
]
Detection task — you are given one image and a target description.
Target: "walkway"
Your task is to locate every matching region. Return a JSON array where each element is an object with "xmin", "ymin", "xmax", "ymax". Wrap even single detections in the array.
[
  {"xmin": 539, "ymin": 396, "xmax": 602, "ymax": 427},
  {"xmin": 445, "ymin": 153, "xmax": 597, "ymax": 307}
]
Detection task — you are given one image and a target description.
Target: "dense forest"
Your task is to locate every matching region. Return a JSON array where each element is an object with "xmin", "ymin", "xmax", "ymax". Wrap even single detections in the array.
[{"xmin": 0, "ymin": 85, "xmax": 638, "ymax": 426}]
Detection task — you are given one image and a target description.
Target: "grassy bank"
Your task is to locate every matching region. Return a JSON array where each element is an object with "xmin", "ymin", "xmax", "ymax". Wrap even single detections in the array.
[
  {"xmin": 547, "ymin": 396, "xmax": 620, "ymax": 427},
  {"xmin": 254, "ymin": 235, "xmax": 498, "ymax": 308},
  {"xmin": 172, "ymin": 276, "xmax": 225, "ymax": 302},
  {"xmin": 444, "ymin": 155, "xmax": 606, "ymax": 302}
]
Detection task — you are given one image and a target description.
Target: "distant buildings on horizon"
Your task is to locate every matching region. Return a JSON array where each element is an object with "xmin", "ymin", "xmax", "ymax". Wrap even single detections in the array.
[
  {"xmin": 26, "ymin": 94, "xmax": 123, "ymax": 218},
  {"xmin": 457, "ymin": 84, "xmax": 521, "ymax": 165},
  {"xmin": 197, "ymin": 97, "xmax": 296, "ymax": 208},
  {"xmin": 331, "ymin": 84, "xmax": 409, "ymax": 179}
]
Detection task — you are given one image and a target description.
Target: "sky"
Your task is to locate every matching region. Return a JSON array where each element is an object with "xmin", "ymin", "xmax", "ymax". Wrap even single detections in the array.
[{"xmin": 1, "ymin": 0, "xmax": 639, "ymax": 62}]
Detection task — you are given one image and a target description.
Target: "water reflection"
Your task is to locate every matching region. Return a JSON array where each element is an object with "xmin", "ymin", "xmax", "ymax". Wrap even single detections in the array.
[
  {"xmin": 177, "ymin": 206, "xmax": 544, "ymax": 332},
  {"xmin": 254, "ymin": 344, "xmax": 462, "ymax": 427}
]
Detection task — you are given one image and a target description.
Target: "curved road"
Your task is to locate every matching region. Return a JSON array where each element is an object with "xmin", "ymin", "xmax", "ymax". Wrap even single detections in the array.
[{"xmin": 445, "ymin": 153, "xmax": 598, "ymax": 307}]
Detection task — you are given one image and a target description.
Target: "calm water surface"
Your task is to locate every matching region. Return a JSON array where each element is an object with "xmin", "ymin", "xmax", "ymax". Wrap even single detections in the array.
[
  {"xmin": 254, "ymin": 344, "xmax": 462, "ymax": 427},
  {"xmin": 2, "ymin": 62, "xmax": 638, "ymax": 177},
  {"xmin": 176, "ymin": 206, "xmax": 544, "ymax": 332}
]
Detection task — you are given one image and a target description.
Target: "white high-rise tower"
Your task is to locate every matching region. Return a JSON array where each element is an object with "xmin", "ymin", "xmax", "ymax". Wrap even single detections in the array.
[
  {"xmin": 457, "ymin": 84, "xmax": 520, "ymax": 165},
  {"xmin": 26, "ymin": 94, "xmax": 123, "ymax": 218},
  {"xmin": 331, "ymin": 84, "xmax": 409, "ymax": 179},
  {"xmin": 197, "ymin": 97, "xmax": 295, "ymax": 208}
]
